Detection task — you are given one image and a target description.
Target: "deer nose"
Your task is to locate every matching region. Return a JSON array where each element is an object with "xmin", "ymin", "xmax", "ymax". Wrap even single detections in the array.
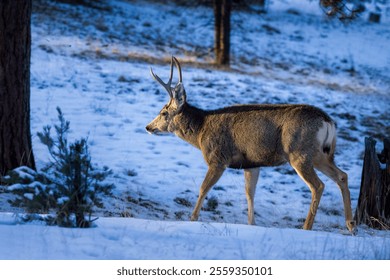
[{"xmin": 146, "ymin": 124, "xmax": 155, "ymax": 133}]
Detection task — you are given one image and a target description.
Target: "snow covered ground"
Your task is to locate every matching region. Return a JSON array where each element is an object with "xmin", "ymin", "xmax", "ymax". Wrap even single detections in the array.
[
  {"xmin": 0, "ymin": 212, "xmax": 389, "ymax": 259},
  {"xmin": 0, "ymin": 0, "xmax": 389, "ymax": 260}
]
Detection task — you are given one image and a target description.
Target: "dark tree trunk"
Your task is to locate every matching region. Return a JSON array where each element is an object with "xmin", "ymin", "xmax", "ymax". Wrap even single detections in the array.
[
  {"xmin": 213, "ymin": 0, "xmax": 222, "ymax": 63},
  {"xmin": 0, "ymin": 0, "xmax": 36, "ymax": 174},
  {"xmin": 355, "ymin": 137, "xmax": 390, "ymax": 229},
  {"xmin": 220, "ymin": 0, "xmax": 231, "ymax": 65},
  {"xmin": 214, "ymin": 0, "xmax": 231, "ymax": 66}
]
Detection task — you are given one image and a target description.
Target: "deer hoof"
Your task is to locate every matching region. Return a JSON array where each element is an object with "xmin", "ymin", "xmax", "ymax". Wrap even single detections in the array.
[
  {"xmin": 347, "ymin": 220, "xmax": 357, "ymax": 235},
  {"xmin": 190, "ymin": 214, "xmax": 198, "ymax": 222}
]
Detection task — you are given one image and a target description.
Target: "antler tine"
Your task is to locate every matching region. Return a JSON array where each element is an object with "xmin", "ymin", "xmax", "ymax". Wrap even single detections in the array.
[
  {"xmin": 150, "ymin": 58, "xmax": 175, "ymax": 97},
  {"xmin": 172, "ymin": 56, "xmax": 182, "ymax": 83},
  {"xmin": 168, "ymin": 56, "xmax": 174, "ymax": 85}
]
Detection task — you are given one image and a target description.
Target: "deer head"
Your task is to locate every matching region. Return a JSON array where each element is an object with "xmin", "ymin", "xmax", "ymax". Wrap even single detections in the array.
[{"xmin": 146, "ymin": 57, "xmax": 186, "ymax": 135}]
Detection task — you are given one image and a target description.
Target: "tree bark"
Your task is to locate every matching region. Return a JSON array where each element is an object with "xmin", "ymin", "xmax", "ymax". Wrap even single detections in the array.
[
  {"xmin": 213, "ymin": 0, "xmax": 222, "ymax": 63},
  {"xmin": 214, "ymin": 0, "xmax": 231, "ymax": 66},
  {"xmin": 220, "ymin": 0, "xmax": 231, "ymax": 65},
  {"xmin": 0, "ymin": 0, "xmax": 36, "ymax": 174},
  {"xmin": 355, "ymin": 137, "xmax": 390, "ymax": 229}
]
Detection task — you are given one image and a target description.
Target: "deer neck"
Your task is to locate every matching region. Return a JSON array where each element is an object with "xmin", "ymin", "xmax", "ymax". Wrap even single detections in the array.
[{"xmin": 173, "ymin": 103, "xmax": 205, "ymax": 149}]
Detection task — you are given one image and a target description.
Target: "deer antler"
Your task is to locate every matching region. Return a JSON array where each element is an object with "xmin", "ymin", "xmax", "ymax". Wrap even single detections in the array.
[
  {"xmin": 150, "ymin": 57, "xmax": 174, "ymax": 97},
  {"xmin": 172, "ymin": 56, "xmax": 182, "ymax": 83}
]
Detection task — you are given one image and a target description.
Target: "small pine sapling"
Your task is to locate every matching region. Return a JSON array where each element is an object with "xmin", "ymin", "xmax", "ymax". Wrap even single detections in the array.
[{"xmin": 36, "ymin": 107, "xmax": 114, "ymax": 227}]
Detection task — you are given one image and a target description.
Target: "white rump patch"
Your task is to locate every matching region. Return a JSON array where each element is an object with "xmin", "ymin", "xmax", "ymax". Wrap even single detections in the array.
[{"xmin": 317, "ymin": 121, "xmax": 336, "ymax": 152}]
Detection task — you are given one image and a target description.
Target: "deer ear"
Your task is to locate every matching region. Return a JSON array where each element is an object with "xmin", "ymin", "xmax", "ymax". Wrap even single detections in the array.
[{"xmin": 172, "ymin": 83, "xmax": 186, "ymax": 109}]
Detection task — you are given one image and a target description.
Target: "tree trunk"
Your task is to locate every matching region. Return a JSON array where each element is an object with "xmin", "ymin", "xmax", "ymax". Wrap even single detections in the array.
[
  {"xmin": 214, "ymin": 0, "xmax": 231, "ymax": 66},
  {"xmin": 355, "ymin": 137, "xmax": 390, "ymax": 229},
  {"xmin": 213, "ymin": 0, "xmax": 222, "ymax": 63},
  {"xmin": 220, "ymin": 0, "xmax": 231, "ymax": 65},
  {"xmin": 0, "ymin": 0, "xmax": 36, "ymax": 174}
]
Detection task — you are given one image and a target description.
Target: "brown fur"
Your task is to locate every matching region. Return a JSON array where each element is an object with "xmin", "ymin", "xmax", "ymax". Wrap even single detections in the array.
[{"xmin": 146, "ymin": 57, "xmax": 355, "ymax": 233}]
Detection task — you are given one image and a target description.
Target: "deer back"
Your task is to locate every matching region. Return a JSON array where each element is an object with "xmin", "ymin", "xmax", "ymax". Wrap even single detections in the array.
[{"xmin": 188, "ymin": 104, "xmax": 334, "ymax": 169}]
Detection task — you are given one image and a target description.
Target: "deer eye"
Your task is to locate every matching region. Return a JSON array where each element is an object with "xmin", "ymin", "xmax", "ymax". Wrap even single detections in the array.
[{"xmin": 161, "ymin": 111, "xmax": 168, "ymax": 117}]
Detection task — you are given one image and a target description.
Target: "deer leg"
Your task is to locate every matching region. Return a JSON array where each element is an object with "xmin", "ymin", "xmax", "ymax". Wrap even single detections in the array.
[
  {"xmin": 290, "ymin": 160, "xmax": 324, "ymax": 230},
  {"xmin": 190, "ymin": 165, "xmax": 225, "ymax": 222},
  {"xmin": 314, "ymin": 159, "xmax": 356, "ymax": 233},
  {"xmin": 244, "ymin": 167, "xmax": 260, "ymax": 225}
]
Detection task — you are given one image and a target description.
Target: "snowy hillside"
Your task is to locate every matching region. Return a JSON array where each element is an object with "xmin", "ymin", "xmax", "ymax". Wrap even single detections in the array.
[{"xmin": 1, "ymin": 0, "xmax": 390, "ymax": 260}]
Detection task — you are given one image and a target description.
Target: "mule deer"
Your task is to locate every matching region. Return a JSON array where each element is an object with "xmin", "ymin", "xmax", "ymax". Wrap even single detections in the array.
[{"xmin": 146, "ymin": 57, "xmax": 355, "ymax": 233}]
